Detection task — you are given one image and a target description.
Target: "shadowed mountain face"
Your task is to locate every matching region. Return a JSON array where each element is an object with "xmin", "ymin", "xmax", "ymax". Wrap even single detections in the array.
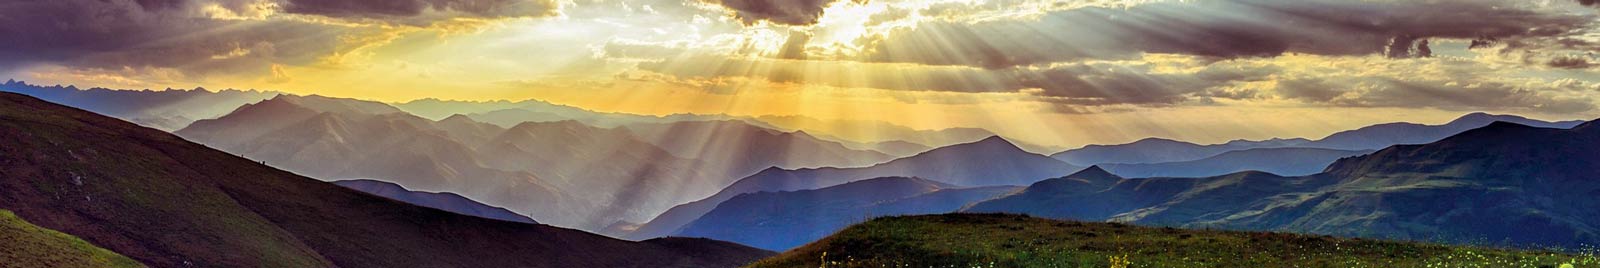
[
  {"xmin": 333, "ymin": 179, "xmax": 538, "ymax": 224},
  {"xmin": 0, "ymin": 81, "xmax": 276, "ymax": 131},
  {"xmin": 627, "ymin": 136, "xmax": 1080, "ymax": 240},
  {"xmin": 1303, "ymin": 112, "xmax": 1585, "ymax": 150},
  {"xmin": 0, "ymin": 92, "xmax": 772, "ymax": 267},
  {"xmin": 970, "ymin": 119, "xmax": 1600, "ymax": 248},
  {"xmin": 1100, "ymin": 147, "xmax": 1374, "ymax": 178},
  {"xmin": 677, "ymin": 177, "xmax": 1020, "ymax": 251}
]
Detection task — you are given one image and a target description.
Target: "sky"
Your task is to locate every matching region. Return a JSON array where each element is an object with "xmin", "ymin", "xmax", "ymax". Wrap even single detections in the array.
[{"xmin": 3, "ymin": 0, "xmax": 1600, "ymax": 148}]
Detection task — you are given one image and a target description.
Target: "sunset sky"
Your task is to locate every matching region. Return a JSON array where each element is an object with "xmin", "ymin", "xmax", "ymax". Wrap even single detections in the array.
[{"xmin": 4, "ymin": 0, "xmax": 1600, "ymax": 147}]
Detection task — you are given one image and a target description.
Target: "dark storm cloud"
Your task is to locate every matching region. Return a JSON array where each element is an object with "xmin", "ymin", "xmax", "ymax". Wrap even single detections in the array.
[
  {"xmin": 707, "ymin": 0, "xmax": 848, "ymax": 25},
  {"xmin": 0, "ymin": 0, "xmax": 353, "ymax": 77},
  {"xmin": 282, "ymin": 0, "xmax": 559, "ymax": 21},
  {"xmin": 865, "ymin": 0, "xmax": 1592, "ymax": 68}
]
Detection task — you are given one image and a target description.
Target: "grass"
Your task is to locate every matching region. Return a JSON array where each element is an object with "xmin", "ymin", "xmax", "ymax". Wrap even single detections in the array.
[
  {"xmin": 0, "ymin": 209, "xmax": 144, "ymax": 268},
  {"xmin": 748, "ymin": 213, "xmax": 1599, "ymax": 268}
]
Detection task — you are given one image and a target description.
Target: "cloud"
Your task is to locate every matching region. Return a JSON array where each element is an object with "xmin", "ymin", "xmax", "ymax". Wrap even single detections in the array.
[
  {"xmin": 281, "ymin": 0, "xmax": 560, "ymax": 22},
  {"xmin": 0, "ymin": 0, "xmax": 367, "ymax": 78},
  {"xmin": 859, "ymin": 0, "xmax": 1592, "ymax": 69},
  {"xmin": 705, "ymin": 0, "xmax": 849, "ymax": 26}
]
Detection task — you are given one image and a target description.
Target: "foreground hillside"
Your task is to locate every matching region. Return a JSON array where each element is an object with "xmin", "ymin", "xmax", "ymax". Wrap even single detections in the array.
[
  {"xmin": 750, "ymin": 214, "xmax": 1598, "ymax": 268},
  {"xmin": 0, "ymin": 210, "xmax": 143, "ymax": 268},
  {"xmin": 0, "ymin": 92, "xmax": 771, "ymax": 267}
]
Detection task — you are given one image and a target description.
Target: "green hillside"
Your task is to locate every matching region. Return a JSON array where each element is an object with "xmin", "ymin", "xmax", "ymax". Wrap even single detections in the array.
[
  {"xmin": 750, "ymin": 214, "xmax": 1598, "ymax": 268},
  {"xmin": 0, "ymin": 209, "xmax": 143, "ymax": 268}
]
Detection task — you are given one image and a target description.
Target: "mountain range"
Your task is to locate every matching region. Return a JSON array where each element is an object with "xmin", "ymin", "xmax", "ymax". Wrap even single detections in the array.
[
  {"xmin": 1099, "ymin": 147, "xmax": 1375, "ymax": 178},
  {"xmin": 174, "ymin": 94, "xmax": 895, "ymax": 231},
  {"xmin": 0, "ymin": 80, "xmax": 276, "ymax": 131},
  {"xmin": 969, "ymin": 119, "xmax": 1600, "ymax": 247},
  {"xmin": 0, "ymin": 92, "xmax": 772, "ymax": 267},
  {"xmin": 625, "ymin": 136, "xmax": 1080, "ymax": 240},
  {"xmin": 1053, "ymin": 113, "xmax": 1584, "ymax": 166}
]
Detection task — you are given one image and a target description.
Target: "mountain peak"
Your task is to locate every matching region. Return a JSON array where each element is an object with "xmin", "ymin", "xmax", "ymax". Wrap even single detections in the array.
[
  {"xmin": 1069, "ymin": 165, "xmax": 1116, "ymax": 179},
  {"xmin": 1447, "ymin": 112, "xmax": 1525, "ymax": 126},
  {"xmin": 972, "ymin": 136, "xmax": 1017, "ymax": 147},
  {"xmin": 439, "ymin": 114, "xmax": 475, "ymax": 123}
]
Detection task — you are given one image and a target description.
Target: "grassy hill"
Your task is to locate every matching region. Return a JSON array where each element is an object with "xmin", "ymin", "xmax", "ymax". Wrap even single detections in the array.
[
  {"xmin": 0, "ymin": 209, "xmax": 143, "ymax": 268},
  {"xmin": 749, "ymin": 214, "xmax": 1598, "ymax": 268}
]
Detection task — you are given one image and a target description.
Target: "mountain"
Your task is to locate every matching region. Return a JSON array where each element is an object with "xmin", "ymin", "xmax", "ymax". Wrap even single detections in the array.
[
  {"xmin": 176, "ymin": 95, "xmax": 576, "ymax": 226},
  {"xmin": 968, "ymin": 119, "xmax": 1600, "ymax": 248},
  {"xmin": 623, "ymin": 120, "xmax": 894, "ymax": 177},
  {"xmin": 626, "ymin": 136, "xmax": 1080, "ymax": 240},
  {"xmin": 474, "ymin": 120, "xmax": 736, "ymax": 228},
  {"xmin": 676, "ymin": 177, "xmax": 1018, "ymax": 251},
  {"xmin": 0, "ymin": 80, "xmax": 276, "ymax": 131},
  {"xmin": 463, "ymin": 101, "xmax": 743, "ymax": 129},
  {"xmin": 747, "ymin": 214, "xmax": 1587, "ymax": 268},
  {"xmin": 1100, "ymin": 147, "xmax": 1374, "ymax": 178},
  {"xmin": 333, "ymin": 179, "xmax": 538, "ymax": 224},
  {"xmin": 1051, "ymin": 137, "xmax": 1310, "ymax": 166},
  {"xmin": 828, "ymin": 139, "xmax": 933, "ymax": 157},
  {"xmin": 0, "ymin": 209, "xmax": 143, "ymax": 268},
  {"xmin": 392, "ymin": 98, "xmax": 525, "ymax": 120},
  {"xmin": 1302, "ymin": 112, "xmax": 1584, "ymax": 150},
  {"xmin": 754, "ymin": 115, "xmax": 996, "ymax": 148},
  {"xmin": 179, "ymin": 95, "xmax": 745, "ymax": 230},
  {"xmin": 0, "ymin": 92, "xmax": 772, "ymax": 267}
]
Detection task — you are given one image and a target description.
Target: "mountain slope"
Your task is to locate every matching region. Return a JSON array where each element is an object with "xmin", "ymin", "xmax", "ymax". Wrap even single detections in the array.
[
  {"xmin": 0, "ymin": 209, "xmax": 144, "ymax": 268},
  {"xmin": 1100, "ymin": 147, "xmax": 1373, "ymax": 178},
  {"xmin": 677, "ymin": 177, "xmax": 1017, "ymax": 251},
  {"xmin": 333, "ymin": 179, "xmax": 538, "ymax": 224},
  {"xmin": 1051, "ymin": 137, "xmax": 1310, "ymax": 166},
  {"xmin": 968, "ymin": 119, "xmax": 1600, "ymax": 248},
  {"xmin": 748, "ymin": 214, "xmax": 1591, "ymax": 268},
  {"xmin": 0, "ymin": 92, "xmax": 771, "ymax": 267},
  {"xmin": 627, "ymin": 136, "xmax": 1079, "ymax": 240}
]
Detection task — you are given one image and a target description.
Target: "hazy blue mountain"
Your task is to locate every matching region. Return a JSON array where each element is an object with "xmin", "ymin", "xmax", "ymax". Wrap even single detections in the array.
[
  {"xmin": 1050, "ymin": 137, "xmax": 1310, "ymax": 166},
  {"xmin": 627, "ymin": 136, "xmax": 1080, "ymax": 240},
  {"xmin": 1300, "ymin": 112, "xmax": 1585, "ymax": 150},
  {"xmin": 0, "ymin": 80, "xmax": 276, "ymax": 130},
  {"xmin": 970, "ymin": 119, "xmax": 1600, "ymax": 248},
  {"xmin": 1100, "ymin": 147, "xmax": 1373, "ymax": 178},
  {"xmin": 677, "ymin": 177, "xmax": 1020, "ymax": 250}
]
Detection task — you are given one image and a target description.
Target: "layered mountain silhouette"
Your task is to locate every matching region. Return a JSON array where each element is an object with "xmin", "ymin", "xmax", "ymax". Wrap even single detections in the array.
[
  {"xmin": 970, "ymin": 119, "xmax": 1600, "ymax": 247},
  {"xmin": 1052, "ymin": 137, "xmax": 1310, "ymax": 166},
  {"xmin": 626, "ymin": 136, "xmax": 1080, "ymax": 240},
  {"xmin": 0, "ymin": 92, "xmax": 772, "ymax": 267},
  {"xmin": 676, "ymin": 177, "xmax": 1020, "ymax": 250},
  {"xmin": 175, "ymin": 94, "xmax": 890, "ymax": 231},
  {"xmin": 333, "ymin": 179, "xmax": 538, "ymax": 224},
  {"xmin": 1100, "ymin": 147, "xmax": 1374, "ymax": 178},
  {"xmin": 0, "ymin": 80, "xmax": 276, "ymax": 131},
  {"xmin": 753, "ymin": 115, "xmax": 997, "ymax": 149},
  {"xmin": 1301, "ymin": 112, "xmax": 1585, "ymax": 150}
]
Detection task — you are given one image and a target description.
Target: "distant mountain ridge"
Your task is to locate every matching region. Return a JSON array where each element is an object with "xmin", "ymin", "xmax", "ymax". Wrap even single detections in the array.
[
  {"xmin": 1100, "ymin": 147, "xmax": 1374, "ymax": 178},
  {"xmin": 0, "ymin": 80, "xmax": 276, "ymax": 131}
]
